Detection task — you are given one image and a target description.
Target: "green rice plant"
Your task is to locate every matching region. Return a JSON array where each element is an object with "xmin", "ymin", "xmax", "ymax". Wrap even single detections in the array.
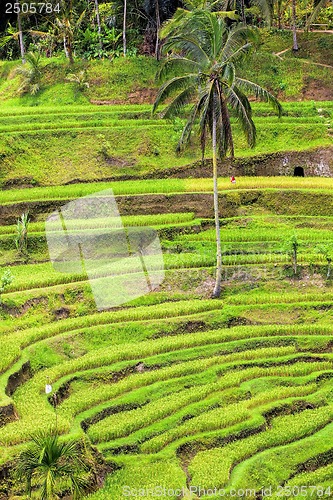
[
  {"xmin": 2, "ymin": 158, "xmax": 333, "ymax": 490},
  {"xmin": 140, "ymin": 383, "xmax": 317, "ymax": 454},
  {"xmin": 0, "ymin": 298, "xmax": 224, "ymax": 372},
  {"xmin": 282, "ymin": 463, "xmax": 333, "ymax": 490},
  {"xmin": 4, "ymin": 351, "xmax": 331, "ymax": 446},
  {"xmin": 180, "ymin": 227, "xmax": 333, "ymax": 243},
  {"xmin": 0, "ymin": 212, "xmax": 196, "ymax": 237},
  {"xmin": 190, "ymin": 407, "xmax": 333, "ymax": 491},
  {"xmin": 227, "ymin": 413, "xmax": 333, "ymax": 494},
  {"xmin": 0, "ymin": 357, "xmax": 331, "ymax": 451},
  {"xmin": 86, "ymin": 347, "xmax": 301, "ymax": 444},
  {"xmin": 3, "ymin": 178, "xmax": 333, "ymax": 206},
  {"xmin": 83, "ymin": 458, "xmax": 185, "ymax": 500},
  {"xmin": 96, "ymin": 372, "xmax": 324, "ymax": 453}
]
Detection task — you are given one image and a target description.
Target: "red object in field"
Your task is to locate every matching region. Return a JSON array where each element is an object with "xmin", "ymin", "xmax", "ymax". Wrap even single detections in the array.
[{"xmin": 230, "ymin": 176, "xmax": 236, "ymax": 183}]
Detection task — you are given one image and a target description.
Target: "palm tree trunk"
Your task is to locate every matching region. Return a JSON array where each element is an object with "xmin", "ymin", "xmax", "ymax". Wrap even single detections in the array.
[
  {"xmin": 236, "ymin": 0, "xmax": 246, "ymax": 24},
  {"xmin": 155, "ymin": 0, "xmax": 161, "ymax": 61},
  {"xmin": 212, "ymin": 112, "xmax": 222, "ymax": 299},
  {"xmin": 63, "ymin": 37, "xmax": 69, "ymax": 59},
  {"xmin": 68, "ymin": 44, "xmax": 74, "ymax": 65},
  {"xmin": 123, "ymin": 0, "xmax": 127, "ymax": 57},
  {"xmin": 17, "ymin": 12, "xmax": 25, "ymax": 63},
  {"xmin": 291, "ymin": 0, "xmax": 298, "ymax": 51},
  {"xmin": 277, "ymin": 0, "xmax": 282, "ymax": 29},
  {"xmin": 94, "ymin": 0, "xmax": 103, "ymax": 54}
]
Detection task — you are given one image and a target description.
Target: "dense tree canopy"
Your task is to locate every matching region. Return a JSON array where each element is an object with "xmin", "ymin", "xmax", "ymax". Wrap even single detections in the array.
[{"xmin": 0, "ymin": 0, "xmax": 332, "ymax": 60}]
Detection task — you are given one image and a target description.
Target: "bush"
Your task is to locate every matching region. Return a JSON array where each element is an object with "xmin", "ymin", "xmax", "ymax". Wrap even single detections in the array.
[{"xmin": 0, "ymin": 269, "xmax": 14, "ymax": 304}]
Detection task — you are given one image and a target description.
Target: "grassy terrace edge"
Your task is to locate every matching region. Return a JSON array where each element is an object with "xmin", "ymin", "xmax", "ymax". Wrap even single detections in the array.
[{"xmin": 2, "ymin": 177, "xmax": 333, "ymax": 205}]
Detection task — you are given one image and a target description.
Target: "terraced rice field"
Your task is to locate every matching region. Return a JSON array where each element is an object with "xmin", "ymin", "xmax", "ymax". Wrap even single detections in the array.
[
  {"xmin": 0, "ymin": 99, "xmax": 333, "ymax": 500},
  {"xmin": 1, "ymin": 103, "xmax": 333, "ymax": 499},
  {"xmin": 0, "ymin": 101, "xmax": 332, "ymax": 187}
]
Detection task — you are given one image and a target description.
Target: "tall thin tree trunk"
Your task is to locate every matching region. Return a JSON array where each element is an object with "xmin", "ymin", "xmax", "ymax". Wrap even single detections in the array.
[
  {"xmin": 155, "ymin": 0, "xmax": 161, "ymax": 60},
  {"xmin": 123, "ymin": 0, "xmax": 127, "ymax": 57},
  {"xmin": 277, "ymin": 0, "xmax": 282, "ymax": 29},
  {"xmin": 68, "ymin": 45, "xmax": 74, "ymax": 64},
  {"xmin": 17, "ymin": 12, "xmax": 25, "ymax": 63},
  {"xmin": 64, "ymin": 37, "xmax": 74, "ymax": 64},
  {"xmin": 293, "ymin": 248, "xmax": 297, "ymax": 275},
  {"xmin": 212, "ymin": 113, "xmax": 222, "ymax": 299},
  {"xmin": 63, "ymin": 37, "xmax": 69, "ymax": 59},
  {"xmin": 94, "ymin": 0, "xmax": 103, "ymax": 54},
  {"xmin": 291, "ymin": 0, "xmax": 299, "ymax": 51},
  {"xmin": 236, "ymin": 0, "xmax": 246, "ymax": 24}
]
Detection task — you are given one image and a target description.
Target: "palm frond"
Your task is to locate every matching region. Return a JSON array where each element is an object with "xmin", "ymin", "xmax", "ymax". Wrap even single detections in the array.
[
  {"xmin": 227, "ymin": 86, "xmax": 256, "ymax": 148},
  {"xmin": 220, "ymin": 24, "xmax": 255, "ymax": 63},
  {"xmin": 220, "ymin": 41, "xmax": 253, "ymax": 65},
  {"xmin": 214, "ymin": 10, "xmax": 238, "ymax": 20},
  {"xmin": 161, "ymin": 86, "xmax": 197, "ymax": 119},
  {"xmin": 163, "ymin": 35, "xmax": 210, "ymax": 66},
  {"xmin": 160, "ymin": 8, "xmax": 190, "ymax": 39},
  {"xmin": 156, "ymin": 55, "xmax": 201, "ymax": 83},
  {"xmin": 0, "ymin": 35, "xmax": 17, "ymax": 48},
  {"xmin": 221, "ymin": 61, "xmax": 236, "ymax": 87},
  {"xmin": 177, "ymin": 100, "xmax": 202, "ymax": 152},
  {"xmin": 153, "ymin": 74, "xmax": 198, "ymax": 113},
  {"xmin": 215, "ymin": 82, "xmax": 234, "ymax": 158},
  {"xmin": 76, "ymin": 10, "xmax": 87, "ymax": 27},
  {"xmin": 235, "ymin": 77, "xmax": 283, "ymax": 116},
  {"xmin": 198, "ymin": 82, "xmax": 214, "ymax": 158}
]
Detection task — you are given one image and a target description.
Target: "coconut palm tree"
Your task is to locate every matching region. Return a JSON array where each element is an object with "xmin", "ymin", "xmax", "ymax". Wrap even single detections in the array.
[
  {"xmin": 15, "ymin": 430, "xmax": 90, "ymax": 499},
  {"xmin": 153, "ymin": 10, "xmax": 281, "ymax": 298}
]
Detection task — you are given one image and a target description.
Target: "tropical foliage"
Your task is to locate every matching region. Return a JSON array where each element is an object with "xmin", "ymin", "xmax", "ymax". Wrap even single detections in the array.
[
  {"xmin": 0, "ymin": 0, "xmax": 332, "ymax": 61},
  {"xmin": 15, "ymin": 52, "xmax": 43, "ymax": 94},
  {"xmin": 15, "ymin": 431, "xmax": 91, "ymax": 499}
]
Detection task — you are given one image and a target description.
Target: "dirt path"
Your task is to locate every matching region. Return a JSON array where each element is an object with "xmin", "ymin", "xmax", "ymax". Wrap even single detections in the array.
[
  {"xmin": 274, "ymin": 47, "xmax": 333, "ymax": 68},
  {"xmin": 275, "ymin": 47, "xmax": 291, "ymax": 57},
  {"xmin": 298, "ymin": 29, "xmax": 333, "ymax": 33},
  {"xmin": 301, "ymin": 59, "xmax": 333, "ymax": 69}
]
